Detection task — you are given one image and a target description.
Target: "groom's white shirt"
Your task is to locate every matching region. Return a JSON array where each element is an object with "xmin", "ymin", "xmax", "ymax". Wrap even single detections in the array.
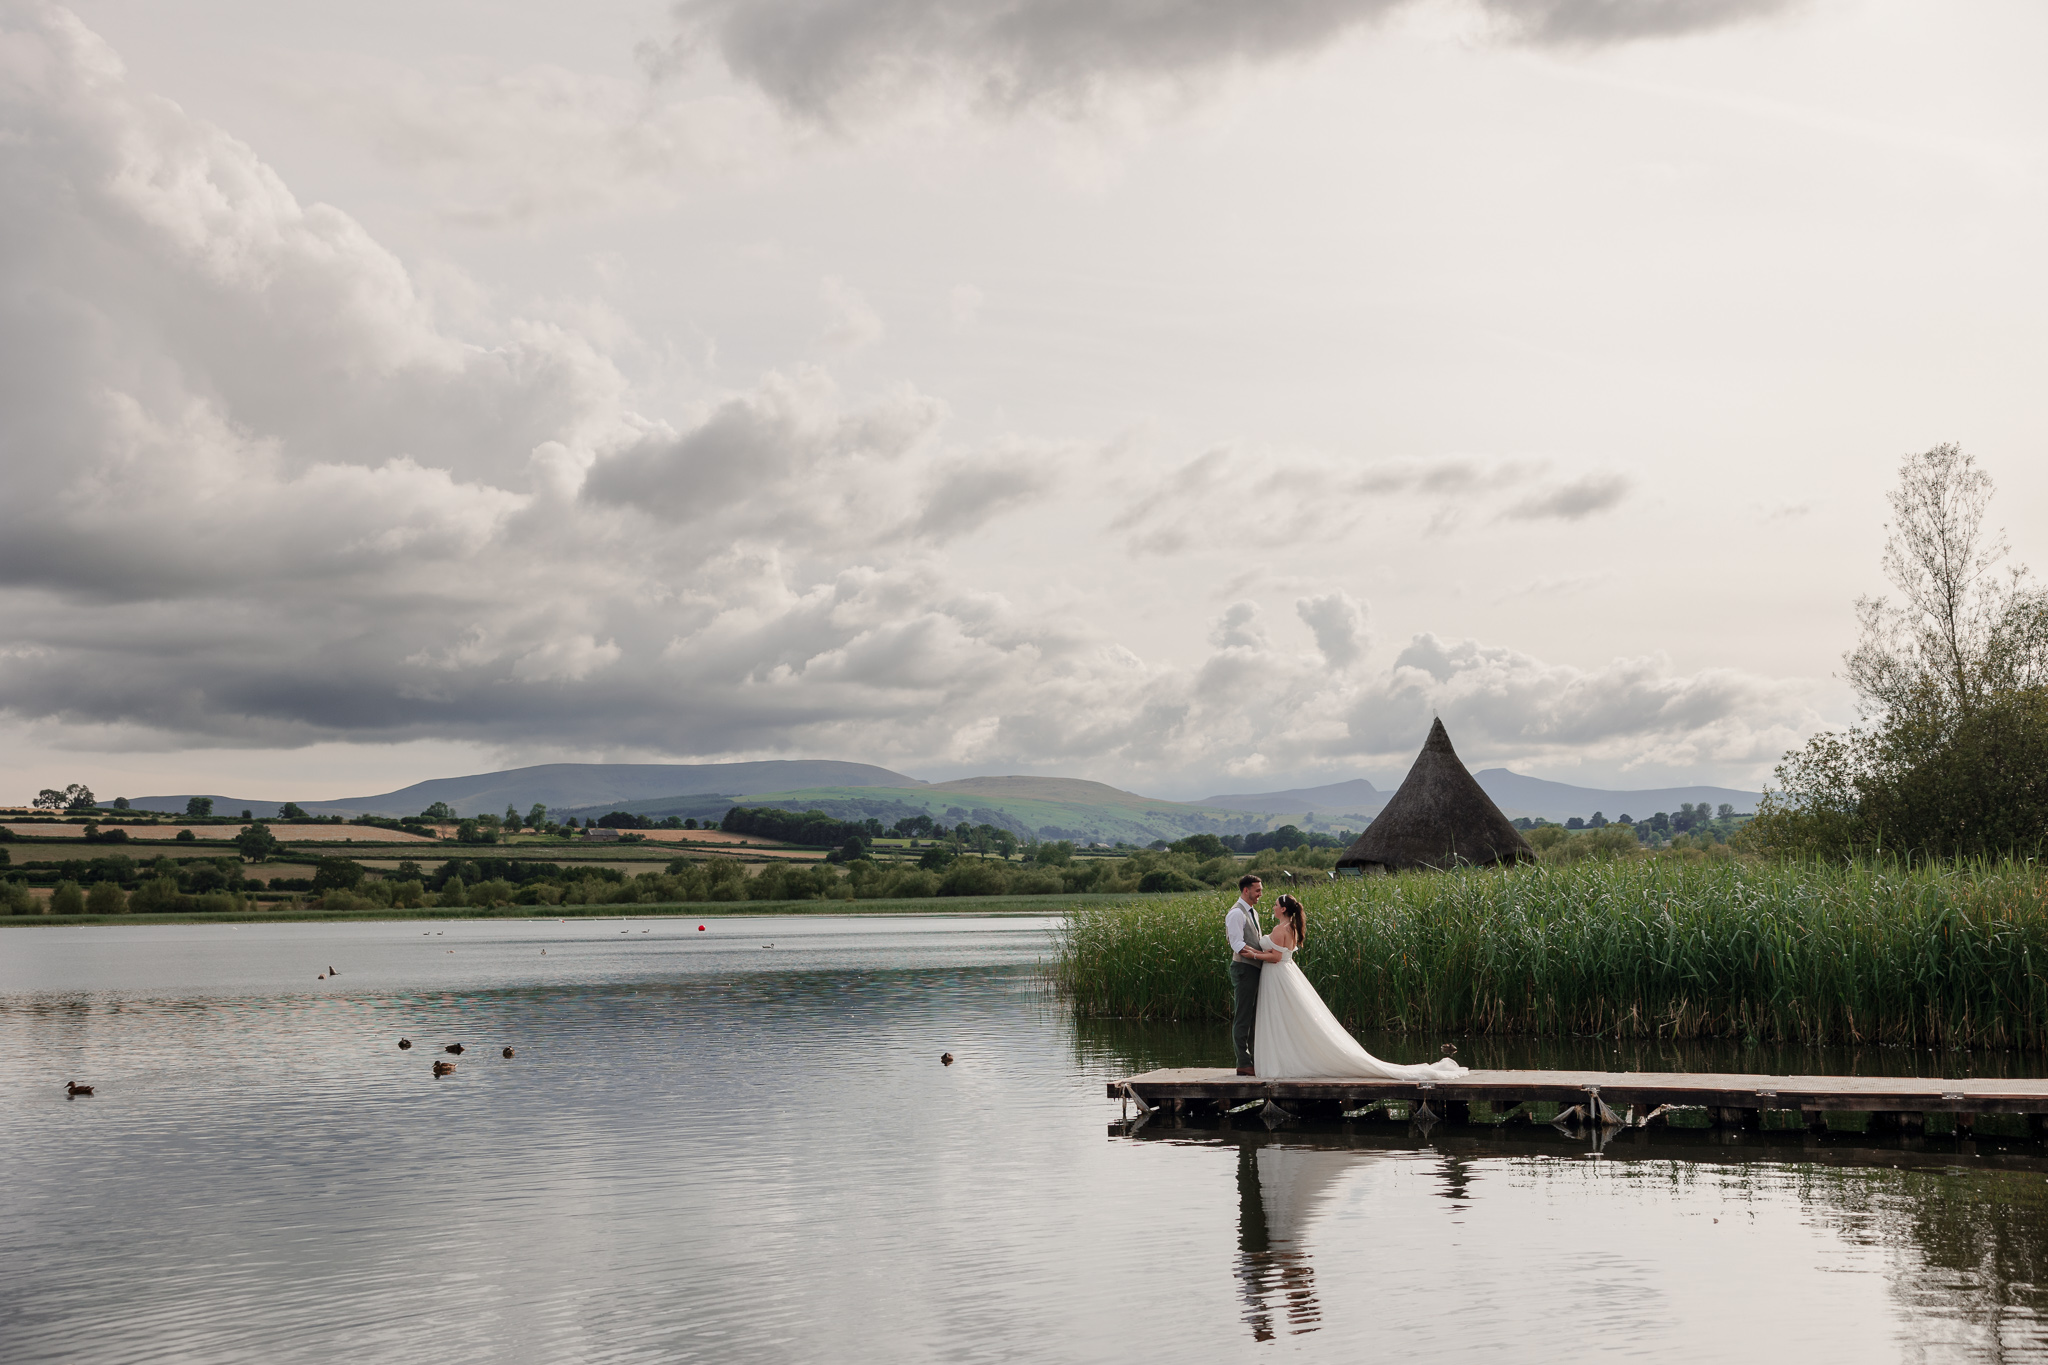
[{"xmin": 1225, "ymin": 897, "xmax": 1260, "ymax": 958}]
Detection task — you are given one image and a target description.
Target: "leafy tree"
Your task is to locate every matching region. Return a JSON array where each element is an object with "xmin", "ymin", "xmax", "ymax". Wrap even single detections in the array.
[
  {"xmin": 1029, "ymin": 840, "xmax": 1074, "ymax": 867},
  {"xmin": 456, "ymin": 819, "xmax": 497, "ymax": 845},
  {"xmin": 1169, "ymin": 833, "xmax": 1229, "ymax": 859},
  {"xmin": 918, "ymin": 843, "xmax": 958, "ymax": 872},
  {"xmin": 311, "ymin": 858, "xmax": 366, "ymax": 891},
  {"xmin": 235, "ymin": 823, "xmax": 282, "ymax": 862},
  {"xmin": 130, "ymin": 877, "xmax": 181, "ymax": 913},
  {"xmin": 527, "ymin": 803, "xmax": 548, "ymax": 829},
  {"xmin": 34, "ymin": 783, "xmax": 96, "ymax": 812},
  {"xmin": 185, "ymin": 796, "xmax": 214, "ymax": 817},
  {"xmin": 176, "ymin": 829, "xmax": 196, "ymax": 842},
  {"xmin": 278, "ymin": 802, "xmax": 309, "ymax": 820},
  {"xmin": 50, "ymin": 881, "xmax": 85, "ymax": 915},
  {"xmin": 111, "ymin": 797, "xmax": 130, "ymax": 810},
  {"xmin": 420, "ymin": 801, "xmax": 456, "ymax": 820},
  {"xmin": 1759, "ymin": 444, "xmax": 2048, "ymax": 858},
  {"xmin": 86, "ymin": 881, "xmax": 128, "ymax": 914}
]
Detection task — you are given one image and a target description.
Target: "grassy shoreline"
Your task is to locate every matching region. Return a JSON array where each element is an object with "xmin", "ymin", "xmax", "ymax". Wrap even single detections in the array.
[
  {"xmin": 1054, "ymin": 858, "xmax": 2048, "ymax": 1050},
  {"xmin": 1, "ymin": 891, "xmax": 1151, "ymax": 927}
]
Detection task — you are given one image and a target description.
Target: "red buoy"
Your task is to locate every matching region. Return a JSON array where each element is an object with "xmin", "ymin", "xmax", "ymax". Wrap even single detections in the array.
[{"xmin": 697, "ymin": 924, "xmax": 706, "ymax": 931}]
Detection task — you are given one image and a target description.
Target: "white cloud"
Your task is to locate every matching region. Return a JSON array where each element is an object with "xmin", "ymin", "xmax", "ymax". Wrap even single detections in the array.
[
  {"xmin": 1110, "ymin": 447, "xmax": 1632, "ymax": 554},
  {"xmin": 1296, "ymin": 591, "xmax": 1369, "ymax": 669}
]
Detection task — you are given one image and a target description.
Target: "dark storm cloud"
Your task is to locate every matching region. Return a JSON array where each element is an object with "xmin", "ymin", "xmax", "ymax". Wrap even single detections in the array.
[{"xmin": 657, "ymin": 0, "xmax": 1800, "ymax": 119}]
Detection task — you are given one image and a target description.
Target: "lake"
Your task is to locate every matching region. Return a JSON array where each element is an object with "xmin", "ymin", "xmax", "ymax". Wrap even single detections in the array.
[{"xmin": 4, "ymin": 916, "xmax": 2047, "ymax": 1362}]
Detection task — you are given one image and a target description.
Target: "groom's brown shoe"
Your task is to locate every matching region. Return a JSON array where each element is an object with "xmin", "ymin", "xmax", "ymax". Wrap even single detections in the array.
[{"xmin": 1235, "ymin": 1066, "xmax": 1256, "ymax": 1076}]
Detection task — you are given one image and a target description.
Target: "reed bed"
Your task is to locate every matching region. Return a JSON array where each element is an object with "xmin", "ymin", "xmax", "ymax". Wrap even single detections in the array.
[{"xmin": 1053, "ymin": 858, "xmax": 2048, "ymax": 1049}]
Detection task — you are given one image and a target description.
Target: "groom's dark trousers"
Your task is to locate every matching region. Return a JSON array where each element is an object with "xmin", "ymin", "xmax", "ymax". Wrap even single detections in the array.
[{"xmin": 1231, "ymin": 957, "xmax": 1261, "ymax": 1071}]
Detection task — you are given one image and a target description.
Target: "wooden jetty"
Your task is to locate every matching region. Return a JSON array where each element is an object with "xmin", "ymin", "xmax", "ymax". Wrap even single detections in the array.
[{"xmin": 1109, "ymin": 1067, "xmax": 2048, "ymax": 1134}]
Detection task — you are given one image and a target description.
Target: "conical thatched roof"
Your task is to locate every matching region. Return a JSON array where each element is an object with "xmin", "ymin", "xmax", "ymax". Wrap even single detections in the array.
[{"xmin": 1337, "ymin": 719, "xmax": 1534, "ymax": 872}]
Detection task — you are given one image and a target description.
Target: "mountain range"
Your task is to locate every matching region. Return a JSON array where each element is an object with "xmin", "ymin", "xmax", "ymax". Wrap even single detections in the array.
[
  {"xmin": 1201, "ymin": 772, "xmax": 1759, "ymax": 824},
  {"xmin": 128, "ymin": 759, "xmax": 1760, "ymax": 841}
]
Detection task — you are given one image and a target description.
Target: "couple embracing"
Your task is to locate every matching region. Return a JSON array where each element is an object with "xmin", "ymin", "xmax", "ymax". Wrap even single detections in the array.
[{"xmin": 1226, "ymin": 874, "xmax": 1469, "ymax": 1082}]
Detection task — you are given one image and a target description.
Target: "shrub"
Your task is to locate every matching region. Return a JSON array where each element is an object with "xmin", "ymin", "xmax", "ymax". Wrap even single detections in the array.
[
  {"xmin": 392, "ymin": 880, "xmax": 426, "ymax": 908},
  {"xmin": 1138, "ymin": 869, "xmax": 1201, "ymax": 893},
  {"xmin": 129, "ymin": 877, "xmax": 183, "ymax": 913},
  {"xmin": 50, "ymin": 881, "xmax": 85, "ymax": 915},
  {"xmin": 878, "ymin": 869, "xmax": 941, "ymax": 899},
  {"xmin": 2, "ymin": 879, "xmax": 36, "ymax": 914},
  {"xmin": 940, "ymin": 860, "xmax": 1010, "ymax": 896},
  {"xmin": 85, "ymin": 882, "xmax": 127, "ymax": 914},
  {"xmin": 1540, "ymin": 826, "xmax": 1642, "ymax": 865},
  {"xmin": 176, "ymin": 829, "xmax": 196, "ymax": 842},
  {"xmin": 469, "ymin": 878, "xmax": 517, "ymax": 906}
]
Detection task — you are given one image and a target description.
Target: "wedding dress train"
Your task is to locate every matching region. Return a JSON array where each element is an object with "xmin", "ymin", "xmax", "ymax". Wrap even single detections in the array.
[{"xmin": 1253, "ymin": 939, "xmax": 1468, "ymax": 1081}]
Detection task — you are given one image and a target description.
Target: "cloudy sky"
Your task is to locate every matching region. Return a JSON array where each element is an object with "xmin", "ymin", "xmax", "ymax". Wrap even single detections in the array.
[{"xmin": 3, "ymin": 0, "xmax": 2044, "ymax": 803}]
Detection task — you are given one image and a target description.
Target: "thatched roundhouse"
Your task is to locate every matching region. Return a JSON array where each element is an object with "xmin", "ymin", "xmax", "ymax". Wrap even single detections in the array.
[{"xmin": 1336, "ymin": 719, "xmax": 1535, "ymax": 873}]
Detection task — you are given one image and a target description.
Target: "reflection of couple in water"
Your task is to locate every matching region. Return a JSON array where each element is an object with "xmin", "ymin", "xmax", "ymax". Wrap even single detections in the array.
[
  {"xmin": 1236, "ymin": 1143, "xmax": 1322, "ymax": 1340},
  {"xmin": 1226, "ymin": 874, "xmax": 1469, "ymax": 1081}
]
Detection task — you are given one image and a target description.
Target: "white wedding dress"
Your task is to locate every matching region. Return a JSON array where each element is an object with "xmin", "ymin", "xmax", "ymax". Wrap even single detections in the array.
[{"xmin": 1253, "ymin": 936, "xmax": 1469, "ymax": 1081}]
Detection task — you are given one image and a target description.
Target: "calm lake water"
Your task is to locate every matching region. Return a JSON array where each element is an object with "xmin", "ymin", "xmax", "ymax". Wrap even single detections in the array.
[{"xmin": 5, "ymin": 916, "xmax": 2047, "ymax": 1362}]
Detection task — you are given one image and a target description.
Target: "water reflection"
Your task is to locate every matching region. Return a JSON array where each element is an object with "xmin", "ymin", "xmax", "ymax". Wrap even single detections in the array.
[
  {"xmin": 1236, "ymin": 1144, "xmax": 1322, "ymax": 1339},
  {"xmin": 1141, "ymin": 1119, "xmax": 2048, "ymax": 1352}
]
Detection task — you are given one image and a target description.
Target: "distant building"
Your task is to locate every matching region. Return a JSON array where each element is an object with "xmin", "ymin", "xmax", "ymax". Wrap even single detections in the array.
[{"xmin": 584, "ymin": 827, "xmax": 621, "ymax": 841}]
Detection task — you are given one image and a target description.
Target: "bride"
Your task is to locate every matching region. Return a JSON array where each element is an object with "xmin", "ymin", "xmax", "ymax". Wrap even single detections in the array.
[{"xmin": 1254, "ymin": 895, "xmax": 1468, "ymax": 1082}]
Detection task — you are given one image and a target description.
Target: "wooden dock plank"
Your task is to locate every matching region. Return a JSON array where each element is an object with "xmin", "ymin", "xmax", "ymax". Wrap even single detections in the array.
[{"xmin": 1110, "ymin": 1067, "xmax": 2048, "ymax": 1115}]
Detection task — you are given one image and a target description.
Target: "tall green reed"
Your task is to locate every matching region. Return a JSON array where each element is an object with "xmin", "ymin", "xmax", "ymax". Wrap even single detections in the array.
[{"xmin": 1052, "ymin": 858, "xmax": 2048, "ymax": 1049}]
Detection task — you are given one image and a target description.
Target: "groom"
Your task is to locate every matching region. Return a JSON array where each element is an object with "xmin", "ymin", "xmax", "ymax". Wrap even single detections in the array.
[{"xmin": 1227, "ymin": 874, "xmax": 1281, "ymax": 1075}]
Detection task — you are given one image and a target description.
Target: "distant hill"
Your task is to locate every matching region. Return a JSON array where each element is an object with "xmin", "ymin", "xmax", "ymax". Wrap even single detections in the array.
[
  {"xmin": 1200, "ymin": 779, "xmax": 1384, "ymax": 818},
  {"xmin": 1471, "ymin": 770, "xmax": 1760, "ymax": 823},
  {"xmin": 127, "ymin": 758, "xmax": 1760, "ymax": 835},
  {"xmin": 926, "ymin": 775, "xmax": 1180, "ymax": 810},
  {"xmin": 563, "ymin": 779, "xmax": 1305, "ymax": 845},
  {"xmin": 1200, "ymin": 771, "xmax": 1759, "ymax": 826},
  {"xmin": 129, "ymin": 760, "xmax": 924, "ymax": 819}
]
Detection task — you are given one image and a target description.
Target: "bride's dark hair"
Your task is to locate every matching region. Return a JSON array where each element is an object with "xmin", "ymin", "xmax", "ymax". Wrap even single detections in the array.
[{"xmin": 1276, "ymin": 894, "xmax": 1305, "ymax": 945}]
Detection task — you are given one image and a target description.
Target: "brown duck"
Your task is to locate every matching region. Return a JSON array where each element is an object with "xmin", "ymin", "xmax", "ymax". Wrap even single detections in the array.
[
  {"xmin": 66, "ymin": 1081, "xmax": 94, "ymax": 1096},
  {"xmin": 432, "ymin": 1061, "xmax": 456, "ymax": 1076}
]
